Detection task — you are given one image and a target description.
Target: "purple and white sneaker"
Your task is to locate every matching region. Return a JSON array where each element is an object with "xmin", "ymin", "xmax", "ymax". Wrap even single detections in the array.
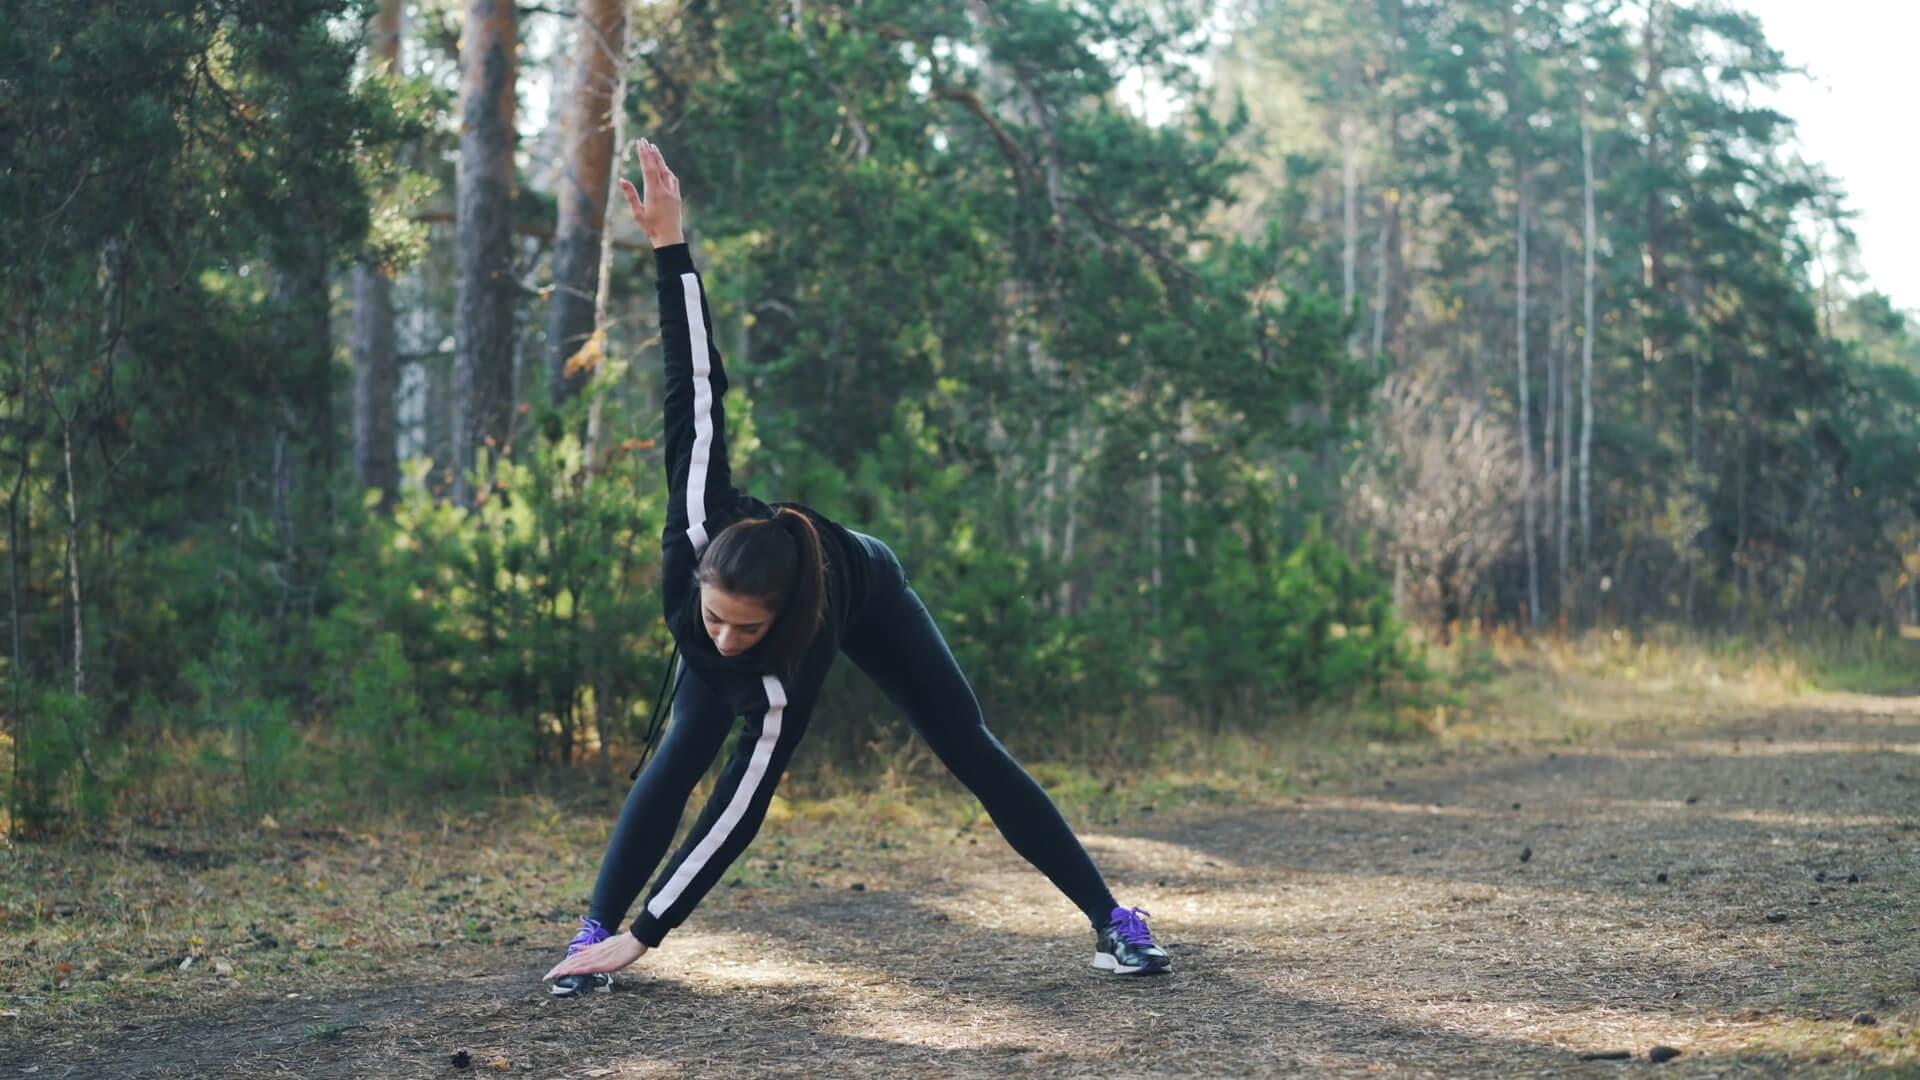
[
  {"xmin": 1092, "ymin": 906, "xmax": 1171, "ymax": 975},
  {"xmin": 549, "ymin": 917, "xmax": 614, "ymax": 997}
]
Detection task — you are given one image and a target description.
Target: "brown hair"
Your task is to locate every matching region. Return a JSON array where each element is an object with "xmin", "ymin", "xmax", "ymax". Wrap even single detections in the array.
[{"xmin": 695, "ymin": 508, "xmax": 828, "ymax": 679}]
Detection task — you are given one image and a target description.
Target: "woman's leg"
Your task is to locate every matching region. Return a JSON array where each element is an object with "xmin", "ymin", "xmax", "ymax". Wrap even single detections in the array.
[
  {"xmin": 586, "ymin": 665, "xmax": 734, "ymax": 934},
  {"xmin": 840, "ymin": 554, "xmax": 1118, "ymax": 929}
]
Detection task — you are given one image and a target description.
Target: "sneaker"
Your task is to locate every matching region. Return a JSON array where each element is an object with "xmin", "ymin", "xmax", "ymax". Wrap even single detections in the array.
[
  {"xmin": 549, "ymin": 916, "xmax": 615, "ymax": 997},
  {"xmin": 1092, "ymin": 906, "xmax": 1171, "ymax": 976}
]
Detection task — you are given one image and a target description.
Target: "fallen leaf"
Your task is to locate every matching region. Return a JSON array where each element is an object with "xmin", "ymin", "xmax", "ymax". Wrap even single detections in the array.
[
  {"xmin": 178, "ymin": 956, "xmax": 194, "ymax": 972},
  {"xmin": 489, "ymin": 1058, "xmax": 510, "ymax": 1070},
  {"xmin": 214, "ymin": 959, "xmax": 234, "ymax": 976}
]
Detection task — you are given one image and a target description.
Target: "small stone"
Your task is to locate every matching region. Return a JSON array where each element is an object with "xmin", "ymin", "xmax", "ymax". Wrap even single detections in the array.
[
  {"xmin": 1648, "ymin": 1045, "xmax": 1682, "ymax": 1063},
  {"xmin": 1766, "ymin": 911, "xmax": 1788, "ymax": 924},
  {"xmin": 1854, "ymin": 1012, "xmax": 1877, "ymax": 1026}
]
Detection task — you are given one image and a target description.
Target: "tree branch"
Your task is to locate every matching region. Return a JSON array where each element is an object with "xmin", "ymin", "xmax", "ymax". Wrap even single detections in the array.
[
  {"xmin": 409, "ymin": 211, "xmax": 647, "ymax": 251},
  {"xmin": 931, "ymin": 86, "xmax": 1028, "ymax": 172}
]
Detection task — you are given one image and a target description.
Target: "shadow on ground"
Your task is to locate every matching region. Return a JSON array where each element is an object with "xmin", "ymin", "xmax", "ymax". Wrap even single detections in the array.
[{"xmin": 4, "ymin": 704, "xmax": 1915, "ymax": 1078}]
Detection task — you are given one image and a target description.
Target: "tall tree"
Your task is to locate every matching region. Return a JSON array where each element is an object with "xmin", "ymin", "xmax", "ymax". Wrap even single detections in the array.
[
  {"xmin": 1579, "ymin": 107, "xmax": 1596, "ymax": 574},
  {"xmin": 453, "ymin": 0, "xmax": 520, "ymax": 506},
  {"xmin": 352, "ymin": 0, "xmax": 405, "ymax": 511},
  {"xmin": 1507, "ymin": 4, "xmax": 1540, "ymax": 627},
  {"xmin": 546, "ymin": 0, "xmax": 630, "ymax": 405}
]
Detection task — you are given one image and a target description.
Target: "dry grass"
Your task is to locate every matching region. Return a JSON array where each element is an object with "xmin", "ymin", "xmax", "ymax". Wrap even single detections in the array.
[{"xmin": 2, "ymin": 642, "xmax": 1917, "ymax": 1078}]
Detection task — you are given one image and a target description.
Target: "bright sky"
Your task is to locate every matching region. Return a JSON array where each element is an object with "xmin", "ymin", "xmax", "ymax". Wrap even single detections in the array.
[{"xmin": 1738, "ymin": 0, "xmax": 1918, "ymax": 313}]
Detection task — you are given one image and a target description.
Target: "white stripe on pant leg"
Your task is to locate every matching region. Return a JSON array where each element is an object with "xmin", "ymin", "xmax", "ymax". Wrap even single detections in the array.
[
  {"xmin": 646, "ymin": 675, "xmax": 788, "ymax": 919},
  {"xmin": 682, "ymin": 271, "xmax": 715, "ymax": 555}
]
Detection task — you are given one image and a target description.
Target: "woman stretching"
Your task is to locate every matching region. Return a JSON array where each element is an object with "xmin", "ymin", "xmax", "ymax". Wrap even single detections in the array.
[{"xmin": 543, "ymin": 140, "xmax": 1169, "ymax": 995}]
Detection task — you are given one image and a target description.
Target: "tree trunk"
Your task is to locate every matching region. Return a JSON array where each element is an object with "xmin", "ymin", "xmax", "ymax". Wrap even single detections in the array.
[
  {"xmin": 1557, "ymin": 247, "xmax": 1573, "ymax": 623},
  {"xmin": 1371, "ymin": 105, "xmax": 1402, "ymax": 368},
  {"xmin": 269, "ymin": 235, "xmax": 331, "ymax": 622},
  {"xmin": 547, "ymin": 0, "xmax": 630, "ymax": 404},
  {"xmin": 352, "ymin": 0, "xmax": 404, "ymax": 512},
  {"xmin": 352, "ymin": 264, "xmax": 399, "ymax": 511},
  {"xmin": 453, "ymin": 0, "xmax": 520, "ymax": 507},
  {"xmin": 1340, "ymin": 112, "xmax": 1362, "ymax": 358},
  {"xmin": 1516, "ymin": 171, "xmax": 1539, "ymax": 628},
  {"xmin": 1059, "ymin": 423, "xmax": 1080, "ymax": 614},
  {"xmin": 59, "ymin": 417, "xmax": 82, "ymax": 697},
  {"xmin": 1579, "ymin": 110, "xmax": 1597, "ymax": 584},
  {"xmin": 1545, "ymin": 247, "xmax": 1560, "ymax": 606},
  {"xmin": 1639, "ymin": 0, "xmax": 1664, "ymax": 432},
  {"xmin": 1148, "ymin": 431, "xmax": 1163, "ymax": 619},
  {"xmin": 5, "ymin": 440, "xmax": 25, "ymax": 814},
  {"xmin": 1508, "ymin": 12, "xmax": 1539, "ymax": 628}
]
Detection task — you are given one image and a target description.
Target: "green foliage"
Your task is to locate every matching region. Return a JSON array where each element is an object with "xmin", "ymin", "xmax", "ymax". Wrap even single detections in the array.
[
  {"xmin": 311, "ymin": 391, "xmax": 672, "ymax": 798},
  {"xmin": 180, "ymin": 614, "xmax": 298, "ymax": 812}
]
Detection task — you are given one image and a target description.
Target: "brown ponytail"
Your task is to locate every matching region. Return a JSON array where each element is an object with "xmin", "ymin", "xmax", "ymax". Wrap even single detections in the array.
[{"xmin": 695, "ymin": 508, "xmax": 829, "ymax": 678}]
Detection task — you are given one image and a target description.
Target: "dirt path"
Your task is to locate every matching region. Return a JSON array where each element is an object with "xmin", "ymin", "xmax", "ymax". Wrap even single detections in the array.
[{"xmin": 7, "ymin": 694, "xmax": 1918, "ymax": 1078}]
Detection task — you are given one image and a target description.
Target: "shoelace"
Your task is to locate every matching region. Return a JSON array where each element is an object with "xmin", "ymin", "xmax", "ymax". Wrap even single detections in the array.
[
  {"xmin": 567, "ymin": 916, "xmax": 609, "ymax": 954},
  {"xmin": 1109, "ymin": 906, "xmax": 1156, "ymax": 947}
]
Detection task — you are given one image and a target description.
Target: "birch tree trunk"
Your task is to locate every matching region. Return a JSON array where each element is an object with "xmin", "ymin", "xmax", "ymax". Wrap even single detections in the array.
[
  {"xmin": 547, "ymin": 0, "xmax": 630, "ymax": 404},
  {"xmin": 453, "ymin": 0, "xmax": 520, "ymax": 506}
]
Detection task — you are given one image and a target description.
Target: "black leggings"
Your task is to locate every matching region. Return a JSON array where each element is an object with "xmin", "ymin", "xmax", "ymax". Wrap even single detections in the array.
[{"xmin": 587, "ymin": 535, "xmax": 1118, "ymax": 944}]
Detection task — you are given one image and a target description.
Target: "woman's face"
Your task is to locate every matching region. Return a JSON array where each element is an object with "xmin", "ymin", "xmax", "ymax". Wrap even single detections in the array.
[{"xmin": 699, "ymin": 584, "xmax": 776, "ymax": 657}]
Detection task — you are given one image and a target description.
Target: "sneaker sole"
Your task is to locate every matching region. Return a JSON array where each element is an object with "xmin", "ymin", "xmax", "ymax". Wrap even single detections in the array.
[
  {"xmin": 549, "ymin": 973, "xmax": 613, "ymax": 997},
  {"xmin": 1090, "ymin": 952, "xmax": 1172, "ymax": 976}
]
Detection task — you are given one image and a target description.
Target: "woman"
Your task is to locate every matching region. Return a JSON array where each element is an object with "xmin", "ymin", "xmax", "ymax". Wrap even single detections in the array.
[{"xmin": 543, "ymin": 140, "xmax": 1169, "ymax": 995}]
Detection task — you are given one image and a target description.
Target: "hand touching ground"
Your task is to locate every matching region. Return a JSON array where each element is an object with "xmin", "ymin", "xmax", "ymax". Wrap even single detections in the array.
[{"xmin": 544, "ymin": 931, "xmax": 650, "ymax": 981}]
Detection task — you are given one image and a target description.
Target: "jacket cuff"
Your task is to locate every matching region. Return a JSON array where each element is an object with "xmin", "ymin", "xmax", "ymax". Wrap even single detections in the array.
[
  {"xmin": 630, "ymin": 910, "xmax": 668, "ymax": 948},
  {"xmin": 653, "ymin": 243, "xmax": 695, "ymax": 277}
]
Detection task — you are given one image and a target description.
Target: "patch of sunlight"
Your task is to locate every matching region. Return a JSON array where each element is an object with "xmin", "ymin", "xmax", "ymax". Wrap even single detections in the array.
[
  {"xmin": 1078, "ymin": 832, "xmax": 1252, "ymax": 873},
  {"xmin": 1580, "ymin": 797, "xmax": 1912, "ymax": 828},
  {"xmin": 663, "ymin": 930, "xmax": 833, "ymax": 989},
  {"xmin": 1671, "ymin": 737, "xmax": 1920, "ymax": 757},
  {"xmin": 1303, "ymin": 796, "xmax": 1498, "ymax": 819},
  {"xmin": 665, "ymin": 930, "xmax": 1069, "ymax": 1055},
  {"xmin": 1708, "ymin": 807, "xmax": 1915, "ymax": 828}
]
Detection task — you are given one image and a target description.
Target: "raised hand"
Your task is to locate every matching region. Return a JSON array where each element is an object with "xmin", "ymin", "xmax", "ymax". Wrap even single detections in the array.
[{"xmin": 620, "ymin": 138, "xmax": 684, "ymax": 249}]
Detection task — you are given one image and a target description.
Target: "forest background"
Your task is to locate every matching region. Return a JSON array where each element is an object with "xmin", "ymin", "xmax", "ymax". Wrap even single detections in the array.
[{"xmin": 5, "ymin": 0, "xmax": 1918, "ymax": 831}]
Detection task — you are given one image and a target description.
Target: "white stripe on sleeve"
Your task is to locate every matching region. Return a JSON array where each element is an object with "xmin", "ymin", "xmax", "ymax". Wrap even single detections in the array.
[
  {"xmin": 645, "ymin": 674, "xmax": 788, "ymax": 919},
  {"xmin": 682, "ymin": 271, "xmax": 715, "ymax": 554}
]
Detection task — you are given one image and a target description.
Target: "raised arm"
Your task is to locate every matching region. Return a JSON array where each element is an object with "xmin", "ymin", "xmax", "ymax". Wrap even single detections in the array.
[{"xmin": 621, "ymin": 140, "xmax": 751, "ymax": 566}]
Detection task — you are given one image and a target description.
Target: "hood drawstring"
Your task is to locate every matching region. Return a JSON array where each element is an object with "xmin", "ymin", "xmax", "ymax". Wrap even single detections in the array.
[{"xmin": 629, "ymin": 642, "xmax": 683, "ymax": 781}]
